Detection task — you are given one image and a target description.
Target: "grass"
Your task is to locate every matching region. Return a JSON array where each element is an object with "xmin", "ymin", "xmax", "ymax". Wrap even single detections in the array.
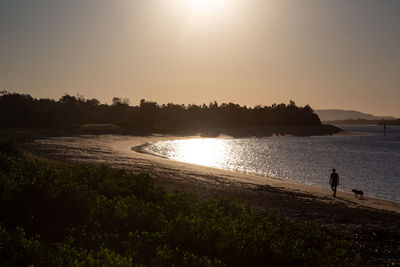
[{"xmin": 0, "ymin": 138, "xmax": 372, "ymax": 266}]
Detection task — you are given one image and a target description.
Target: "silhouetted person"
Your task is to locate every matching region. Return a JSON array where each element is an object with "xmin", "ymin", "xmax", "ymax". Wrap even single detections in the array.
[{"xmin": 329, "ymin": 169, "xmax": 339, "ymax": 197}]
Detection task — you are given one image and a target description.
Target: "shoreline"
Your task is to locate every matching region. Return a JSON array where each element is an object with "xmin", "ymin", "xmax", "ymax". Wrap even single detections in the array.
[
  {"xmin": 28, "ymin": 134, "xmax": 400, "ymax": 217},
  {"xmin": 25, "ymin": 134, "xmax": 400, "ymax": 263},
  {"xmin": 132, "ymin": 135, "xmax": 399, "ymax": 206},
  {"xmin": 9, "ymin": 133, "xmax": 395, "ymax": 265}
]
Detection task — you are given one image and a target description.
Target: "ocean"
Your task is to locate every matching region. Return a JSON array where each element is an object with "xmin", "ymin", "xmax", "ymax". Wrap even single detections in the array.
[{"xmin": 144, "ymin": 125, "xmax": 400, "ymax": 202}]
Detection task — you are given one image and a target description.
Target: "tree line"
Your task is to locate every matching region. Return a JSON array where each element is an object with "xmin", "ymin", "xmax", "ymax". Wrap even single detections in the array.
[{"xmin": 0, "ymin": 91, "xmax": 321, "ymax": 133}]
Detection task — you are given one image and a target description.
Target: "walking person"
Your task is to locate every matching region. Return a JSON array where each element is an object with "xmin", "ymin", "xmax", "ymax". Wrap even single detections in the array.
[{"xmin": 329, "ymin": 169, "xmax": 339, "ymax": 197}]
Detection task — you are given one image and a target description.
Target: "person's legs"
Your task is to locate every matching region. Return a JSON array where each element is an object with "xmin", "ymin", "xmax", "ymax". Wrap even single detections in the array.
[{"xmin": 331, "ymin": 185, "xmax": 337, "ymax": 197}]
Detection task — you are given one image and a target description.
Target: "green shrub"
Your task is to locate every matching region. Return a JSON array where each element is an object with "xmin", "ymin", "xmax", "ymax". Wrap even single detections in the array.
[
  {"xmin": 0, "ymin": 152, "xmax": 372, "ymax": 266},
  {"xmin": 0, "ymin": 137, "xmax": 20, "ymax": 155}
]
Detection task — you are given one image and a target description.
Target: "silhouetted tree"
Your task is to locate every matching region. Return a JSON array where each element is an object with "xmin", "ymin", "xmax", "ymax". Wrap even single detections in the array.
[{"xmin": 0, "ymin": 92, "xmax": 322, "ymax": 133}]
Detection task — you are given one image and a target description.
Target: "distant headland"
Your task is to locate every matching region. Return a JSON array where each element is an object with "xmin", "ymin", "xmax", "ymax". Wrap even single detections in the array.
[{"xmin": 315, "ymin": 109, "xmax": 399, "ymax": 125}]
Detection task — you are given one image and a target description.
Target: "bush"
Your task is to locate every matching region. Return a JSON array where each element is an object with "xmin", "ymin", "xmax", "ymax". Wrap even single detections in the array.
[
  {"xmin": 0, "ymin": 137, "xmax": 20, "ymax": 155},
  {"xmin": 0, "ymin": 152, "xmax": 371, "ymax": 266}
]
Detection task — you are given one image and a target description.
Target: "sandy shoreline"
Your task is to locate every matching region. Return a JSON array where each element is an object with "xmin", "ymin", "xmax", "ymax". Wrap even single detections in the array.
[
  {"xmin": 27, "ymin": 134, "xmax": 400, "ymax": 230},
  {"xmin": 130, "ymin": 136, "xmax": 400, "ymax": 212}
]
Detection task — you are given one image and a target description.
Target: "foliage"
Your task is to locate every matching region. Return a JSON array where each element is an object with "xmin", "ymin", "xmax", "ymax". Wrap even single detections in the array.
[
  {"xmin": 0, "ymin": 137, "xmax": 20, "ymax": 155},
  {"xmin": 0, "ymin": 92, "xmax": 321, "ymax": 133},
  {"xmin": 0, "ymin": 144, "xmax": 370, "ymax": 266}
]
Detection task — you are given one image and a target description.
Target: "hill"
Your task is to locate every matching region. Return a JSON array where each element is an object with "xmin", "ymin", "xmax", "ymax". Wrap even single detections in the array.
[{"xmin": 315, "ymin": 109, "xmax": 395, "ymax": 122}]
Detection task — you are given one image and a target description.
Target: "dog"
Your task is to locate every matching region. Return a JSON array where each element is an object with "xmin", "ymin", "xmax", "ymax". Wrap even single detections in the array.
[{"xmin": 352, "ymin": 189, "xmax": 364, "ymax": 198}]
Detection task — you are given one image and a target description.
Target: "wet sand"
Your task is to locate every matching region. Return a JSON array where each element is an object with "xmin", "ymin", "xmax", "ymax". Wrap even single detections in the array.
[{"xmin": 27, "ymin": 134, "xmax": 400, "ymax": 231}]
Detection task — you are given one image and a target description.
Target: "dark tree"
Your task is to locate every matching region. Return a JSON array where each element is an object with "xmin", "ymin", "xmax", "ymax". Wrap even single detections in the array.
[{"xmin": 0, "ymin": 92, "xmax": 322, "ymax": 133}]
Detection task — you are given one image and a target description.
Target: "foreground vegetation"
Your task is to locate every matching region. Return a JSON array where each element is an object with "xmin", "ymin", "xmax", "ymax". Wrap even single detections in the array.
[{"xmin": 0, "ymin": 139, "xmax": 371, "ymax": 266}]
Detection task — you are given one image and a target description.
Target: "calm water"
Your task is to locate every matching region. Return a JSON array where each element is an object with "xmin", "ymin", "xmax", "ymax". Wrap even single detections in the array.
[{"xmin": 144, "ymin": 125, "xmax": 400, "ymax": 202}]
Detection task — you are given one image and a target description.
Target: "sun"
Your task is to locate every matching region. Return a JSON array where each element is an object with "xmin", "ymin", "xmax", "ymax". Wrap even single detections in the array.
[
  {"xmin": 185, "ymin": 0, "xmax": 230, "ymax": 17},
  {"xmin": 189, "ymin": 0, "xmax": 225, "ymax": 12},
  {"xmin": 170, "ymin": 0, "xmax": 238, "ymax": 36}
]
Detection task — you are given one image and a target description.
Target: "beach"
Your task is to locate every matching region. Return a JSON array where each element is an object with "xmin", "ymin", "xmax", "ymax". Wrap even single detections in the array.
[{"xmin": 28, "ymin": 134, "xmax": 400, "ymax": 232}]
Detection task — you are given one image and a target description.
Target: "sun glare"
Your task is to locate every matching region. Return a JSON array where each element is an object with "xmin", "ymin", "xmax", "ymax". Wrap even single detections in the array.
[
  {"xmin": 179, "ymin": 0, "xmax": 234, "ymax": 19},
  {"xmin": 168, "ymin": 0, "xmax": 238, "ymax": 35},
  {"xmin": 170, "ymin": 138, "xmax": 229, "ymax": 167},
  {"xmin": 188, "ymin": 0, "xmax": 226, "ymax": 14}
]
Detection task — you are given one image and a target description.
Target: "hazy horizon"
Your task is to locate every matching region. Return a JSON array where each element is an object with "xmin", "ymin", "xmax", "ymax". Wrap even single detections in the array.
[{"xmin": 1, "ymin": 0, "xmax": 400, "ymax": 117}]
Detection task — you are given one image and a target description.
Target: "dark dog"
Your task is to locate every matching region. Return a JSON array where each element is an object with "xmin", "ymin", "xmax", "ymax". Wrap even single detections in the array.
[{"xmin": 352, "ymin": 189, "xmax": 364, "ymax": 198}]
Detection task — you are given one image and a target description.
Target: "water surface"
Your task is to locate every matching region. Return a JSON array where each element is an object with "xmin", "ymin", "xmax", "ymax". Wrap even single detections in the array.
[{"xmin": 144, "ymin": 125, "xmax": 400, "ymax": 202}]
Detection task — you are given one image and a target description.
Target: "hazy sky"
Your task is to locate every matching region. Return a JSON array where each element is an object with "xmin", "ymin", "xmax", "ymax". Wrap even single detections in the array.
[{"xmin": 1, "ymin": 0, "xmax": 399, "ymax": 116}]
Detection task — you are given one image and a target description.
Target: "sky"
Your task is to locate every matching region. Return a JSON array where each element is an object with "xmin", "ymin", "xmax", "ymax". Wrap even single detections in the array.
[{"xmin": 1, "ymin": 0, "xmax": 400, "ymax": 117}]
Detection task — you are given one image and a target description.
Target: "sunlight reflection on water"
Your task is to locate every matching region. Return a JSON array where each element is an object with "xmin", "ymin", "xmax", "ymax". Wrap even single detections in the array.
[
  {"xmin": 144, "ymin": 126, "xmax": 400, "ymax": 202},
  {"xmin": 147, "ymin": 138, "xmax": 231, "ymax": 168}
]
